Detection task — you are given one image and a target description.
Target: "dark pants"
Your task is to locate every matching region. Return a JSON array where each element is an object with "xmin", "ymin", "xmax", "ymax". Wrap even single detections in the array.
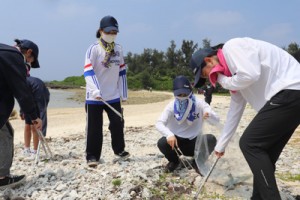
[
  {"xmin": 157, "ymin": 134, "xmax": 216, "ymax": 163},
  {"xmin": 85, "ymin": 103, "xmax": 125, "ymax": 161},
  {"xmin": 0, "ymin": 121, "xmax": 14, "ymax": 176},
  {"xmin": 240, "ymin": 90, "xmax": 300, "ymax": 200}
]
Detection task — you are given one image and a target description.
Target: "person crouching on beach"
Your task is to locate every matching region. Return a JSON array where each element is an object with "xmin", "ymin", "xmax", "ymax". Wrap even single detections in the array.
[
  {"xmin": 190, "ymin": 37, "xmax": 300, "ymax": 200},
  {"xmin": 156, "ymin": 75, "xmax": 219, "ymax": 173},
  {"xmin": 83, "ymin": 15, "xmax": 130, "ymax": 168}
]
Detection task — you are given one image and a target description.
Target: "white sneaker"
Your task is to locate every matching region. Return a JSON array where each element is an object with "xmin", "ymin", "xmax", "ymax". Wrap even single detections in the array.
[
  {"xmin": 30, "ymin": 150, "xmax": 37, "ymax": 155},
  {"xmin": 22, "ymin": 149, "xmax": 31, "ymax": 156}
]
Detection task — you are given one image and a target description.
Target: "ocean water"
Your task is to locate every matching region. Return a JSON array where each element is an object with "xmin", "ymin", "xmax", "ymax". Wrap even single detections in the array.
[
  {"xmin": 47, "ymin": 89, "xmax": 84, "ymax": 108},
  {"xmin": 14, "ymin": 89, "xmax": 84, "ymax": 110}
]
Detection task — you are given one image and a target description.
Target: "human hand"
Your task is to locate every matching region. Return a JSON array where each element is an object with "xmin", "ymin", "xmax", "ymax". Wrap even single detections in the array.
[
  {"xmin": 215, "ymin": 150, "xmax": 225, "ymax": 158},
  {"xmin": 203, "ymin": 112, "xmax": 209, "ymax": 119},
  {"xmin": 96, "ymin": 96, "xmax": 103, "ymax": 101},
  {"xmin": 167, "ymin": 136, "xmax": 178, "ymax": 150},
  {"xmin": 32, "ymin": 118, "xmax": 42, "ymax": 131}
]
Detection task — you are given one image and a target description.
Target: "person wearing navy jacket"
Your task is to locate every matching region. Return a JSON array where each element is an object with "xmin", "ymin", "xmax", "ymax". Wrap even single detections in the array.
[
  {"xmin": 0, "ymin": 40, "xmax": 42, "ymax": 189},
  {"xmin": 20, "ymin": 76, "xmax": 50, "ymax": 155}
]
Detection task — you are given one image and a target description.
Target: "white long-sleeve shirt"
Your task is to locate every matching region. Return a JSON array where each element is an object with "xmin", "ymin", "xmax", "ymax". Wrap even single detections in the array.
[
  {"xmin": 83, "ymin": 41, "xmax": 127, "ymax": 105},
  {"xmin": 156, "ymin": 97, "xmax": 220, "ymax": 140},
  {"xmin": 215, "ymin": 37, "xmax": 300, "ymax": 152}
]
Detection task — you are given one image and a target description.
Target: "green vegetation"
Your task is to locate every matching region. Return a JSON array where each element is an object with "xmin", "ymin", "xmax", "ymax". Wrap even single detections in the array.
[
  {"xmin": 277, "ymin": 172, "xmax": 300, "ymax": 182},
  {"xmin": 47, "ymin": 75, "xmax": 85, "ymax": 89},
  {"xmin": 112, "ymin": 179, "xmax": 122, "ymax": 187},
  {"xmin": 199, "ymin": 192, "xmax": 228, "ymax": 199},
  {"xmin": 48, "ymin": 39, "xmax": 300, "ymax": 92}
]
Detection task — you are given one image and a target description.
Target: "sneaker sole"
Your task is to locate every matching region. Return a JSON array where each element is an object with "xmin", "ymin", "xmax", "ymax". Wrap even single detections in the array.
[
  {"xmin": 113, "ymin": 154, "xmax": 130, "ymax": 163},
  {"xmin": 87, "ymin": 161, "xmax": 98, "ymax": 168},
  {"xmin": 0, "ymin": 176, "xmax": 26, "ymax": 190},
  {"xmin": 116, "ymin": 153, "xmax": 130, "ymax": 160}
]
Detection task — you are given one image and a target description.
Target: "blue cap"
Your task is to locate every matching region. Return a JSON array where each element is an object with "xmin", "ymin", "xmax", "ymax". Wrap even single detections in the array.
[
  {"xmin": 15, "ymin": 39, "xmax": 40, "ymax": 68},
  {"xmin": 100, "ymin": 16, "xmax": 119, "ymax": 33},
  {"xmin": 190, "ymin": 48, "xmax": 215, "ymax": 88},
  {"xmin": 173, "ymin": 75, "xmax": 192, "ymax": 96}
]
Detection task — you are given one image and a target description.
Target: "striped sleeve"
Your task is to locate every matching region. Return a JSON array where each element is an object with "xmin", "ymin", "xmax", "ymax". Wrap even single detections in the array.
[
  {"xmin": 118, "ymin": 63, "xmax": 128, "ymax": 100},
  {"xmin": 84, "ymin": 44, "xmax": 102, "ymax": 98},
  {"xmin": 117, "ymin": 46, "xmax": 127, "ymax": 100}
]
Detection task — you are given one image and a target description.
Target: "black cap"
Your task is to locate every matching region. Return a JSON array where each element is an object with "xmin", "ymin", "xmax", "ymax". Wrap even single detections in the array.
[
  {"xmin": 100, "ymin": 16, "xmax": 119, "ymax": 33},
  {"xmin": 190, "ymin": 48, "xmax": 215, "ymax": 88},
  {"xmin": 14, "ymin": 39, "xmax": 40, "ymax": 68},
  {"xmin": 173, "ymin": 75, "xmax": 192, "ymax": 96}
]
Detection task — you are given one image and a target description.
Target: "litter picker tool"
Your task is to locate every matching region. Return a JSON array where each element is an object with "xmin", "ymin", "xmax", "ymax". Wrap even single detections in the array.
[
  {"xmin": 35, "ymin": 129, "xmax": 53, "ymax": 164},
  {"xmin": 194, "ymin": 157, "xmax": 220, "ymax": 199},
  {"xmin": 101, "ymin": 99, "xmax": 123, "ymax": 120},
  {"xmin": 174, "ymin": 147, "xmax": 194, "ymax": 170},
  {"xmin": 79, "ymin": 87, "xmax": 123, "ymax": 120}
]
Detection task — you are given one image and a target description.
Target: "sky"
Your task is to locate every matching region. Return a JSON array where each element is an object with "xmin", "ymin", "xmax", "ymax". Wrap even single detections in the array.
[{"xmin": 1, "ymin": 0, "xmax": 300, "ymax": 81}]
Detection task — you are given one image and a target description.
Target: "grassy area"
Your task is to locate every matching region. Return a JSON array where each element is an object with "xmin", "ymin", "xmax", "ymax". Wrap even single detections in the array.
[
  {"xmin": 68, "ymin": 89, "xmax": 172, "ymax": 105},
  {"xmin": 277, "ymin": 172, "xmax": 300, "ymax": 182}
]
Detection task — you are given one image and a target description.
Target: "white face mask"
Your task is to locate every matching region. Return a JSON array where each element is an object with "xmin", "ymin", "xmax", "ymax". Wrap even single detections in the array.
[
  {"xmin": 101, "ymin": 33, "xmax": 117, "ymax": 43},
  {"xmin": 175, "ymin": 91, "xmax": 192, "ymax": 100}
]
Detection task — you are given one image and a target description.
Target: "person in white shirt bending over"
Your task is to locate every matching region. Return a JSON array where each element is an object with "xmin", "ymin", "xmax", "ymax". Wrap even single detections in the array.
[
  {"xmin": 156, "ymin": 75, "xmax": 220, "ymax": 173},
  {"xmin": 190, "ymin": 37, "xmax": 300, "ymax": 200}
]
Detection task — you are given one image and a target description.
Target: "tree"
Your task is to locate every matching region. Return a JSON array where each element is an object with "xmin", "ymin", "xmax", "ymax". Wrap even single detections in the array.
[
  {"xmin": 140, "ymin": 70, "xmax": 152, "ymax": 89},
  {"xmin": 165, "ymin": 40, "xmax": 180, "ymax": 68},
  {"xmin": 181, "ymin": 40, "xmax": 198, "ymax": 67},
  {"xmin": 202, "ymin": 38, "xmax": 211, "ymax": 48},
  {"xmin": 287, "ymin": 42, "xmax": 300, "ymax": 62},
  {"xmin": 124, "ymin": 39, "xmax": 299, "ymax": 92}
]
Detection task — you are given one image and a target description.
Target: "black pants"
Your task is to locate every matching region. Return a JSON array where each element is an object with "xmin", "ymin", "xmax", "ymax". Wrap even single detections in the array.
[
  {"xmin": 240, "ymin": 90, "xmax": 300, "ymax": 200},
  {"xmin": 157, "ymin": 134, "xmax": 216, "ymax": 163},
  {"xmin": 85, "ymin": 103, "xmax": 125, "ymax": 161}
]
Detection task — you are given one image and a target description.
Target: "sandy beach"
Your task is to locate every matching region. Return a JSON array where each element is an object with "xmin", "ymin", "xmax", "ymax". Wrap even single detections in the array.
[
  {"xmin": 11, "ymin": 90, "xmax": 176, "ymax": 144},
  {"xmin": 4, "ymin": 90, "xmax": 300, "ymax": 199}
]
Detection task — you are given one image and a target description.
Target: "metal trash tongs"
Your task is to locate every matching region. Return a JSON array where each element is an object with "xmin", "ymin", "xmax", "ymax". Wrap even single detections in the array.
[
  {"xmin": 194, "ymin": 157, "xmax": 220, "ymax": 199},
  {"xmin": 35, "ymin": 129, "xmax": 53, "ymax": 164},
  {"xmin": 174, "ymin": 147, "xmax": 194, "ymax": 170}
]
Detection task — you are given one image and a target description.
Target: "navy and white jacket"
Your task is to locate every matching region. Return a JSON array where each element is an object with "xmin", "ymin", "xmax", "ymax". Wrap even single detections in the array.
[{"xmin": 83, "ymin": 41, "xmax": 127, "ymax": 105}]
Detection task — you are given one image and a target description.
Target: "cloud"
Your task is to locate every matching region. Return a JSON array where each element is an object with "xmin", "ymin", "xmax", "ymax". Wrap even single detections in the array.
[
  {"xmin": 192, "ymin": 10, "xmax": 245, "ymax": 31},
  {"xmin": 260, "ymin": 23, "xmax": 293, "ymax": 40},
  {"xmin": 47, "ymin": 2, "xmax": 96, "ymax": 20},
  {"xmin": 123, "ymin": 22, "xmax": 153, "ymax": 34}
]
